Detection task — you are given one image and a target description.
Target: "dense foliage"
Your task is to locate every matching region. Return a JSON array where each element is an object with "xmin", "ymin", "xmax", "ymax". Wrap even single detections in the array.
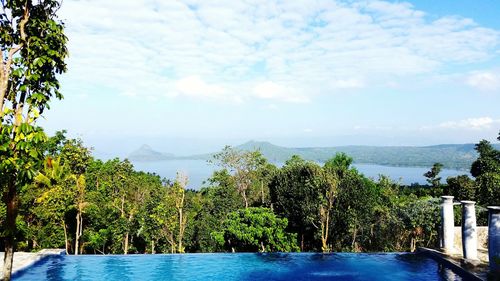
[
  {"xmin": 1, "ymin": 0, "xmax": 68, "ymax": 279},
  {"xmin": 2, "ymin": 131, "xmax": 498, "ymax": 255}
]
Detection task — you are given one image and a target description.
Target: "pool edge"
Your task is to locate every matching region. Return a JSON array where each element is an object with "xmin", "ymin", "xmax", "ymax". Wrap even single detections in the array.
[{"xmin": 417, "ymin": 247, "xmax": 490, "ymax": 281}]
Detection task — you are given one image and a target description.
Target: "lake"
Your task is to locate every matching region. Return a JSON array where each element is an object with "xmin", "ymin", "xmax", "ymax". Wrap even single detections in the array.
[{"xmin": 131, "ymin": 159, "xmax": 468, "ymax": 190}]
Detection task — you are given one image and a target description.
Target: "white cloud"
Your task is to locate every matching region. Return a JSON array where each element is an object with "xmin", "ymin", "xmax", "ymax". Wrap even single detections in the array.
[
  {"xmin": 426, "ymin": 117, "xmax": 500, "ymax": 130},
  {"xmin": 331, "ymin": 79, "xmax": 365, "ymax": 89},
  {"xmin": 57, "ymin": 0, "xmax": 500, "ymax": 103},
  {"xmin": 121, "ymin": 91, "xmax": 138, "ymax": 98},
  {"xmin": 466, "ymin": 71, "xmax": 500, "ymax": 91},
  {"xmin": 175, "ymin": 76, "xmax": 226, "ymax": 99},
  {"xmin": 253, "ymin": 81, "xmax": 309, "ymax": 103}
]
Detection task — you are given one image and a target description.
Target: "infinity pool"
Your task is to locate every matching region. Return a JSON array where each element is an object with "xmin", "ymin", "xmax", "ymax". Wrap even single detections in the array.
[{"xmin": 14, "ymin": 253, "xmax": 465, "ymax": 281}]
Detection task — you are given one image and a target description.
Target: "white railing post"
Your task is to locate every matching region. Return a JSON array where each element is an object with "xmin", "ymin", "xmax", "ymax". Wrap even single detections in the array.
[
  {"xmin": 488, "ymin": 206, "xmax": 500, "ymax": 274},
  {"xmin": 460, "ymin": 201, "xmax": 478, "ymax": 261},
  {"xmin": 441, "ymin": 196, "xmax": 455, "ymax": 253}
]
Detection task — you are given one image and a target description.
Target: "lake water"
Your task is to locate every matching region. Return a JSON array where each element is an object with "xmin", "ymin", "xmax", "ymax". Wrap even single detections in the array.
[
  {"xmin": 131, "ymin": 160, "xmax": 468, "ymax": 190},
  {"xmin": 13, "ymin": 253, "xmax": 464, "ymax": 281}
]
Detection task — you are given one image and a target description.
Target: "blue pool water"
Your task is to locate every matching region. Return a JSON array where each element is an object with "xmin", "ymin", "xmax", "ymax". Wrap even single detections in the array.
[{"xmin": 14, "ymin": 253, "xmax": 465, "ymax": 281}]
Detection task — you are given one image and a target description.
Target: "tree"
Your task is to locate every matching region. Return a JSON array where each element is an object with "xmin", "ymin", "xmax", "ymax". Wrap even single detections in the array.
[
  {"xmin": 190, "ymin": 170, "xmax": 242, "ymax": 252},
  {"xmin": 33, "ymin": 157, "xmax": 72, "ymax": 253},
  {"xmin": 318, "ymin": 172, "xmax": 337, "ymax": 252},
  {"xmin": 269, "ymin": 158, "xmax": 333, "ymax": 251},
  {"xmin": 445, "ymin": 175, "xmax": 475, "ymax": 201},
  {"xmin": 173, "ymin": 172, "xmax": 188, "ymax": 253},
  {"xmin": 1, "ymin": 1, "xmax": 68, "ymax": 279},
  {"xmin": 112, "ymin": 162, "xmax": 150, "ymax": 254},
  {"xmin": 147, "ymin": 184, "xmax": 178, "ymax": 253},
  {"xmin": 470, "ymin": 140, "xmax": 500, "ymax": 178},
  {"xmin": 212, "ymin": 207, "xmax": 299, "ymax": 252},
  {"xmin": 324, "ymin": 152, "xmax": 353, "ymax": 178},
  {"xmin": 470, "ymin": 139, "xmax": 500, "ymax": 206},
  {"xmin": 424, "ymin": 163, "xmax": 443, "ymax": 188},
  {"xmin": 72, "ymin": 174, "xmax": 86, "ymax": 255},
  {"xmin": 43, "ymin": 130, "xmax": 67, "ymax": 156},
  {"xmin": 210, "ymin": 146, "xmax": 266, "ymax": 208},
  {"xmin": 59, "ymin": 138, "xmax": 91, "ymax": 255}
]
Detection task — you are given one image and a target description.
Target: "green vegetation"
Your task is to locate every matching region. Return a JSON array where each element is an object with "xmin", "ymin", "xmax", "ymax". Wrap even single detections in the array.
[
  {"xmin": 129, "ymin": 140, "xmax": 498, "ymax": 170},
  {"xmin": 2, "ymin": 131, "xmax": 498, "ymax": 258},
  {"xmin": 1, "ymin": 1, "xmax": 68, "ymax": 279},
  {"xmin": 212, "ymin": 207, "xmax": 299, "ymax": 253}
]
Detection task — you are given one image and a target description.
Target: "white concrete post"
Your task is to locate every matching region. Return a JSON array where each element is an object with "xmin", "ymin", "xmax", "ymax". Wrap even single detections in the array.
[
  {"xmin": 461, "ymin": 201, "xmax": 477, "ymax": 261},
  {"xmin": 488, "ymin": 206, "xmax": 500, "ymax": 274},
  {"xmin": 441, "ymin": 196, "xmax": 455, "ymax": 253}
]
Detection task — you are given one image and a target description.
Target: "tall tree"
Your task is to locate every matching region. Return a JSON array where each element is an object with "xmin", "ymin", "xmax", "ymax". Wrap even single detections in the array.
[
  {"xmin": 445, "ymin": 175, "xmax": 476, "ymax": 201},
  {"xmin": 190, "ymin": 170, "xmax": 242, "ymax": 252},
  {"xmin": 324, "ymin": 152, "xmax": 353, "ymax": 178},
  {"xmin": 270, "ymin": 157, "xmax": 334, "ymax": 251},
  {"xmin": 174, "ymin": 172, "xmax": 188, "ymax": 253},
  {"xmin": 33, "ymin": 157, "xmax": 72, "ymax": 253},
  {"xmin": 1, "ymin": 1, "xmax": 67, "ymax": 279},
  {"xmin": 109, "ymin": 161, "xmax": 150, "ymax": 254},
  {"xmin": 210, "ymin": 146, "xmax": 266, "ymax": 208},
  {"xmin": 423, "ymin": 163, "xmax": 443, "ymax": 188},
  {"xmin": 318, "ymin": 173, "xmax": 337, "ymax": 252},
  {"xmin": 59, "ymin": 139, "xmax": 91, "ymax": 255},
  {"xmin": 470, "ymin": 139, "xmax": 500, "ymax": 206}
]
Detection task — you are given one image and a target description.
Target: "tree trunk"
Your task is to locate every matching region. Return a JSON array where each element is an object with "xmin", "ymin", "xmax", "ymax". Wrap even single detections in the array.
[
  {"xmin": 123, "ymin": 212, "xmax": 133, "ymax": 254},
  {"xmin": 178, "ymin": 208, "xmax": 183, "ymax": 253},
  {"xmin": 300, "ymin": 233, "xmax": 304, "ymax": 252},
  {"xmin": 3, "ymin": 239, "xmax": 14, "ymax": 281},
  {"xmin": 351, "ymin": 226, "xmax": 358, "ymax": 249},
  {"xmin": 170, "ymin": 233, "xmax": 175, "ymax": 254},
  {"xmin": 151, "ymin": 240, "xmax": 155, "ymax": 254},
  {"xmin": 3, "ymin": 178, "xmax": 18, "ymax": 281},
  {"xmin": 75, "ymin": 211, "xmax": 80, "ymax": 255},
  {"xmin": 124, "ymin": 232, "xmax": 129, "ymax": 255},
  {"xmin": 321, "ymin": 211, "xmax": 330, "ymax": 252},
  {"xmin": 260, "ymin": 182, "xmax": 265, "ymax": 205},
  {"xmin": 242, "ymin": 190, "xmax": 248, "ymax": 208},
  {"xmin": 62, "ymin": 221, "xmax": 69, "ymax": 254}
]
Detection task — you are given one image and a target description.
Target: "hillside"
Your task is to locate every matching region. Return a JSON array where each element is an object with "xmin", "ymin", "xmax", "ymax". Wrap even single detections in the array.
[{"xmin": 128, "ymin": 141, "xmax": 499, "ymax": 170}]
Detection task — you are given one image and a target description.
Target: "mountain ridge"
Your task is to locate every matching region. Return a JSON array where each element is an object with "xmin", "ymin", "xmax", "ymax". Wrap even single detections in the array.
[{"xmin": 127, "ymin": 141, "xmax": 500, "ymax": 170}]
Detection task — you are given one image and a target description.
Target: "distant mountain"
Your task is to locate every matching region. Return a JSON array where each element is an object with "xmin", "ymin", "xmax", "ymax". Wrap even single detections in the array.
[
  {"xmin": 128, "ymin": 141, "xmax": 500, "ymax": 170},
  {"xmin": 128, "ymin": 144, "xmax": 175, "ymax": 161},
  {"xmin": 236, "ymin": 141, "xmax": 297, "ymax": 162},
  {"xmin": 231, "ymin": 141, "xmax": 482, "ymax": 170}
]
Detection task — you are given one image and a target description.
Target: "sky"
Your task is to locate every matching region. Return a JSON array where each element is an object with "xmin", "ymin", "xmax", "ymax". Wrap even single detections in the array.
[{"xmin": 39, "ymin": 0, "xmax": 500, "ymax": 158}]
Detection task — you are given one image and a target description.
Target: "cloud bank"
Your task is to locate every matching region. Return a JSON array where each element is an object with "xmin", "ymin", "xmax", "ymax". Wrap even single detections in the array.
[{"xmin": 59, "ymin": 0, "xmax": 500, "ymax": 103}]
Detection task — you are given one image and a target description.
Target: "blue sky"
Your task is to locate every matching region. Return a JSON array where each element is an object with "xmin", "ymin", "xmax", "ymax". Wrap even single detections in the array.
[{"xmin": 39, "ymin": 0, "xmax": 500, "ymax": 157}]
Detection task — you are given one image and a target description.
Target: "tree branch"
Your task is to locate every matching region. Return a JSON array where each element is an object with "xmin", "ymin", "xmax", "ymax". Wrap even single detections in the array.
[{"xmin": 0, "ymin": 2, "xmax": 30, "ymax": 117}]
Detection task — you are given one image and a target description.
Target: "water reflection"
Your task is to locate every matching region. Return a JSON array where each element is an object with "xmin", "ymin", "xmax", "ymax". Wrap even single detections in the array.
[{"xmin": 438, "ymin": 263, "xmax": 460, "ymax": 281}]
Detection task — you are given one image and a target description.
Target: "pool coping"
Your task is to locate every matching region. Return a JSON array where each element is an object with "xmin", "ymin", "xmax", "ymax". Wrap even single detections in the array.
[
  {"xmin": 1, "ymin": 249, "xmax": 65, "ymax": 280},
  {"xmin": 417, "ymin": 247, "xmax": 490, "ymax": 281}
]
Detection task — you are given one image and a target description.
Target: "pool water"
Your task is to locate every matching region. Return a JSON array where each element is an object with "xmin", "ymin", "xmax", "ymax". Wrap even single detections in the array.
[{"xmin": 14, "ymin": 253, "xmax": 465, "ymax": 281}]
